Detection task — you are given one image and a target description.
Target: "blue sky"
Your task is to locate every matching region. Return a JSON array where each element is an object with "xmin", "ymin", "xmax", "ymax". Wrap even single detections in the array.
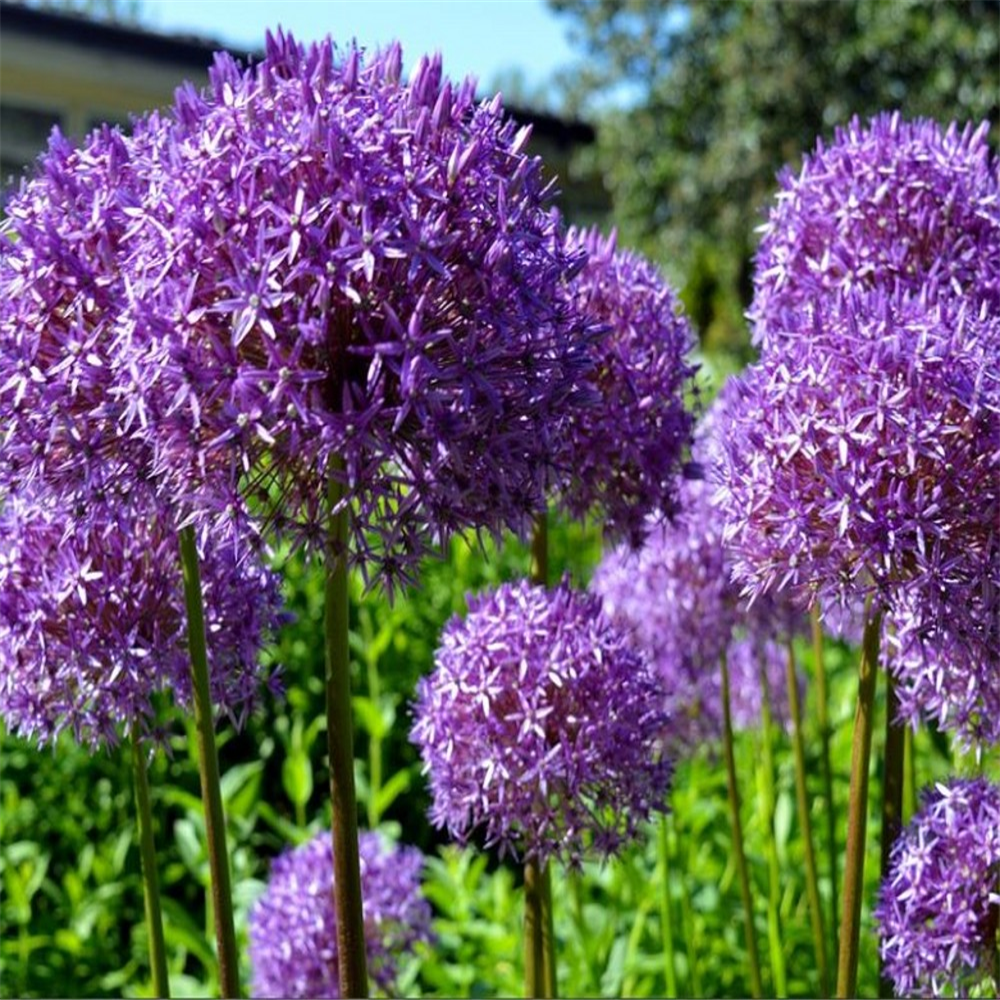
[{"xmin": 143, "ymin": 1, "xmax": 579, "ymax": 98}]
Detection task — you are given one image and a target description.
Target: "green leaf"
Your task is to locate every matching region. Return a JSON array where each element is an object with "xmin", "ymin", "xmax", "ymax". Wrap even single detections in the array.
[{"xmin": 282, "ymin": 751, "xmax": 313, "ymax": 809}]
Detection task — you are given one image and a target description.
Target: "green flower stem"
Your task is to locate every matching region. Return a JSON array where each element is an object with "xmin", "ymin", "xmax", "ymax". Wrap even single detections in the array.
[
  {"xmin": 178, "ymin": 525, "xmax": 241, "ymax": 999},
  {"xmin": 811, "ymin": 602, "xmax": 839, "ymax": 963},
  {"xmin": 678, "ymin": 838, "xmax": 702, "ymax": 997},
  {"xmin": 657, "ymin": 814, "xmax": 679, "ymax": 998},
  {"xmin": 756, "ymin": 656, "xmax": 786, "ymax": 998},
  {"xmin": 836, "ymin": 604, "xmax": 882, "ymax": 999},
  {"xmin": 878, "ymin": 670, "xmax": 905, "ymax": 999},
  {"xmin": 786, "ymin": 640, "xmax": 829, "ymax": 996},
  {"xmin": 529, "ymin": 510, "xmax": 558, "ymax": 999},
  {"xmin": 721, "ymin": 651, "xmax": 763, "ymax": 999},
  {"xmin": 324, "ymin": 469, "xmax": 369, "ymax": 999},
  {"xmin": 365, "ymin": 649, "xmax": 383, "ymax": 830},
  {"xmin": 902, "ymin": 726, "xmax": 916, "ymax": 824},
  {"xmin": 524, "ymin": 859, "xmax": 547, "ymax": 999},
  {"xmin": 131, "ymin": 735, "xmax": 170, "ymax": 999}
]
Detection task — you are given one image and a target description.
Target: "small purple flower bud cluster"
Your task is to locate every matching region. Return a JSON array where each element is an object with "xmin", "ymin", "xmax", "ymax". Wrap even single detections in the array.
[
  {"xmin": 248, "ymin": 830, "xmax": 432, "ymax": 998},
  {"xmin": 875, "ymin": 777, "xmax": 1000, "ymax": 998},
  {"xmin": 0, "ymin": 490, "xmax": 284, "ymax": 748},
  {"xmin": 592, "ymin": 398, "xmax": 805, "ymax": 752},
  {"xmin": 553, "ymin": 226, "xmax": 698, "ymax": 545},
  {"xmin": 410, "ymin": 579, "xmax": 673, "ymax": 866},
  {"xmin": 121, "ymin": 32, "xmax": 594, "ymax": 589},
  {"xmin": 714, "ymin": 113, "xmax": 1000, "ymax": 747}
]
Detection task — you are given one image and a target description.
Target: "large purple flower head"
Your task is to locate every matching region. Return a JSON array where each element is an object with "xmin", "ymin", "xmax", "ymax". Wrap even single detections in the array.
[
  {"xmin": 751, "ymin": 113, "xmax": 1000, "ymax": 347},
  {"xmin": 120, "ymin": 32, "xmax": 594, "ymax": 588},
  {"xmin": 248, "ymin": 830, "xmax": 432, "ymax": 998},
  {"xmin": 715, "ymin": 289, "xmax": 1000, "ymax": 629},
  {"xmin": 875, "ymin": 777, "xmax": 1000, "ymax": 998},
  {"xmin": 0, "ymin": 489, "xmax": 284, "ymax": 748},
  {"xmin": 552, "ymin": 226, "xmax": 698, "ymax": 545},
  {"xmin": 410, "ymin": 579, "xmax": 672, "ymax": 866}
]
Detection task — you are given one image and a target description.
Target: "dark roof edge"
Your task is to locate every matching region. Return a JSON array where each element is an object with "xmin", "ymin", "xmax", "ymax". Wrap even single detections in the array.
[
  {"xmin": 0, "ymin": 1, "xmax": 594, "ymax": 143},
  {"xmin": 0, "ymin": 1, "xmax": 253, "ymax": 68}
]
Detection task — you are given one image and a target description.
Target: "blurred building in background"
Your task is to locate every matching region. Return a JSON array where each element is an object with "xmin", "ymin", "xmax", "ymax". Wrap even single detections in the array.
[{"xmin": 0, "ymin": 0, "xmax": 608, "ymax": 222}]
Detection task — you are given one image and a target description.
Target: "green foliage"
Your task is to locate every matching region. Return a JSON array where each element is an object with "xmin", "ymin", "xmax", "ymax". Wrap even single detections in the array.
[
  {"xmin": 1, "ymin": 517, "xmax": 994, "ymax": 997},
  {"xmin": 550, "ymin": 0, "xmax": 1000, "ymax": 357}
]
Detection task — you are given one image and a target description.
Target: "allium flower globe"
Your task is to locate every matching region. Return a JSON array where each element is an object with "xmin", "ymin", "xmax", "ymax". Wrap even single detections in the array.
[
  {"xmin": 752, "ymin": 112, "xmax": 1000, "ymax": 346},
  {"xmin": 119, "ymin": 33, "xmax": 595, "ymax": 588},
  {"xmin": 410, "ymin": 580, "xmax": 672, "ymax": 865},
  {"xmin": 0, "ymin": 490, "xmax": 283, "ymax": 747},
  {"xmin": 554, "ymin": 226, "xmax": 698, "ymax": 544},
  {"xmin": 249, "ymin": 830, "xmax": 432, "ymax": 998},
  {"xmin": 875, "ymin": 777, "xmax": 1000, "ymax": 998}
]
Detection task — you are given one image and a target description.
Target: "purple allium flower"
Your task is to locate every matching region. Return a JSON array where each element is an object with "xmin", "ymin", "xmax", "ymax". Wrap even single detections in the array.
[
  {"xmin": 0, "ymin": 488, "xmax": 283, "ymax": 748},
  {"xmin": 715, "ymin": 290, "xmax": 999, "ymax": 629},
  {"xmin": 410, "ymin": 579, "xmax": 672, "ymax": 866},
  {"xmin": 875, "ymin": 777, "xmax": 1000, "ymax": 998},
  {"xmin": 248, "ymin": 830, "xmax": 432, "ymax": 999},
  {"xmin": 553, "ymin": 226, "xmax": 698, "ymax": 545},
  {"xmin": 751, "ymin": 113, "xmax": 1000, "ymax": 348},
  {"xmin": 115, "ymin": 33, "xmax": 594, "ymax": 589},
  {"xmin": 591, "ymin": 478, "xmax": 802, "ymax": 750}
]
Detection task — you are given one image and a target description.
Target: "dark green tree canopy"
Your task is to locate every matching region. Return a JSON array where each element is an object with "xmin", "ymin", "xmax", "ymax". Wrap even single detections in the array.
[{"xmin": 551, "ymin": 0, "xmax": 1000, "ymax": 356}]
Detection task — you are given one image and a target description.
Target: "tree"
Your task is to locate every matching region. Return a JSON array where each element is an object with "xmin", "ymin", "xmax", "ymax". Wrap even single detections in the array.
[{"xmin": 550, "ymin": 0, "xmax": 1000, "ymax": 357}]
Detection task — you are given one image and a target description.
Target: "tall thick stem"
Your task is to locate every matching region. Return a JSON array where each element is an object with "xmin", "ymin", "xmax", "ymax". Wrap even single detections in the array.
[
  {"xmin": 878, "ymin": 671, "xmax": 905, "ymax": 999},
  {"xmin": 786, "ymin": 641, "xmax": 829, "ymax": 996},
  {"xmin": 131, "ymin": 736, "xmax": 170, "ymax": 998},
  {"xmin": 658, "ymin": 814, "xmax": 678, "ymax": 998},
  {"xmin": 756, "ymin": 659, "xmax": 786, "ymax": 998},
  {"xmin": 524, "ymin": 859, "xmax": 546, "ymax": 999},
  {"xmin": 325, "ymin": 468, "xmax": 369, "ymax": 999},
  {"xmin": 836, "ymin": 605, "xmax": 882, "ymax": 999},
  {"xmin": 811, "ymin": 603, "xmax": 839, "ymax": 963},
  {"xmin": 721, "ymin": 651, "xmax": 763, "ymax": 999},
  {"xmin": 178, "ymin": 525, "xmax": 241, "ymax": 999},
  {"xmin": 902, "ymin": 726, "xmax": 916, "ymax": 824}
]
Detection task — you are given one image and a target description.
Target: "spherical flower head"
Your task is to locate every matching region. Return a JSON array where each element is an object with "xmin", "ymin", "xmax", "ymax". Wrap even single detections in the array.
[
  {"xmin": 715, "ymin": 290, "xmax": 999, "ymax": 625},
  {"xmin": 752, "ymin": 112, "xmax": 1000, "ymax": 349},
  {"xmin": 553, "ymin": 226, "xmax": 698, "ymax": 545},
  {"xmin": 875, "ymin": 777, "xmax": 1000, "ymax": 998},
  {"xmin": 248, "ymin": 830, "xmax": 432, "ymax": 998},
  {"xmin": 119, "ymin": 32, "xmax": 594, "ymax": 590},
  {"xmin": 410, "ymin": 579, "xmax": 672, "ymax": 866},
  {"xmin": 0, "ymin": 488, "xmax": 284, "ymax": 748}
]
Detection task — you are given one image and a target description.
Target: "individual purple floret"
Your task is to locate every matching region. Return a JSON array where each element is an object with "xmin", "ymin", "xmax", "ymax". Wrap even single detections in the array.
[
  {"xmin": 553, "ymin": 226, "xmax": 698, "ymax": 545},
  {"xmin": 410, "ymin": 579, "xmax": 672, "ymax": 866},
  {"xmin": 0, "ymin": 488, "xmax": 284, "ymax": 748},
  {"xmin": 248, "ymin": 830, "xmax": 432, "ymax": 998},
  {"xmin": 875, "ymin": 777, "xmax": 1000, "ymax": 998},
  {"xmin": 715, "ymin": 290, "xmax": 1000, "ymax": 631},
  {"xmin": 751, "ymin": 112, "xmax": 1000, "ymax": 348},
  {"xmin": 116, "ymin": 32, "xmax": 594, "ymax": 590}
]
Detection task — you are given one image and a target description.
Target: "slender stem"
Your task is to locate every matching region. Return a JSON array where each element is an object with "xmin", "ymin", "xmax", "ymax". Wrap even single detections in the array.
[
  {"xmin": 902, "ymin": 726, "xmax": 916, "ymax": 825},
  {"xmin": 178, "ymin": 525, "xmax": 241, "ymax": 999},
  {"xmin": 658, "ymin": 814, "xmax": 679, "ymax": 998},
  {"xmin": 756, "ymin": 656, "xmax": 786, "ymax": 998},
  {"xmin": 529, "ymin": 511, "xmax": 557, "ymax": 998},
  {"xmin": 679, "ymin": 839, "xmax": 702, "ymax": 997},
  {"xmin": 131, "ymin": 736, "xmax": 170, "ymax": 998},
  {"xmin": 721, "ymin": 651, "xmax": 763, "ymax": 999},
  {"xmin": 524, "ymin": 859, "xmax": 546, "ymax": 999},
  {"xmin": 786, "ymin": 640, "xmax": 829, "ymax": 996},
  {"xmin": 878, "ymin": 670, "xmax": 905, "ymax": 999},
  {"xmin": 324, "ymin": 468, "xmax": 369, "ymax": 999},
  {"xmin": 811, "ymin": 602, "xmax": 839, "ymax": 964},
  {"xmin": 836, "ymin": 605, "xmax": 882, "ymax": 999}
]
